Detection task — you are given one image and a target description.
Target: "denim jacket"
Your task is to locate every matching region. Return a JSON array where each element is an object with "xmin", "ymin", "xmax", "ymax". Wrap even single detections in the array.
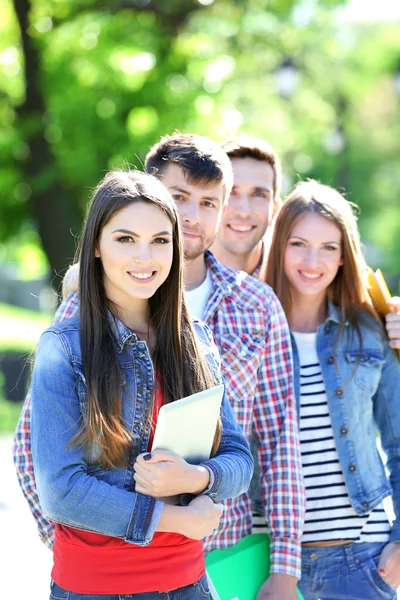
[
  {"xmin": 31, "ymin": 313, "xmax": 253, "ymax": 547},
  {"xmin": 291, "ymin": 302, "xmax": 400, "ymax": 542}
]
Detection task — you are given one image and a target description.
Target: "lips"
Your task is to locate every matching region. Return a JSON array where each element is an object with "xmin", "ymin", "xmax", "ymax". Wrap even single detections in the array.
[
  {"xmin": 298, "ymin": 270, "xmax": 323, "ymax": 282},
  {"xmin": 182, "ymin": 230, "xmax": 201, "ymax": 239},
  {"xmin": 227, "ymin": 224, "xmax": 255, "ymax": 234},
  {"xmin": 127, "ymin": 271, "xmax": 157, "ymax": 283}
]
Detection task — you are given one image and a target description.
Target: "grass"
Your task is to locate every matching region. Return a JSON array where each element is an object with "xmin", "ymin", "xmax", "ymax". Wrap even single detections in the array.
[
  {"xmin": 0, "ymin": 302, "xmax": 52, "ymax": 352},
  {"xmin": 0, "ymin": 302, "xmax": 53, "ymax": 432}
]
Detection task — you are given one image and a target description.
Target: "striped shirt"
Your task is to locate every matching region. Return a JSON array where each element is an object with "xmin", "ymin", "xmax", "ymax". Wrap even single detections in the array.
[{"xmin": 293, "ymin": 330, "xmax": 391, "ymax": 544}]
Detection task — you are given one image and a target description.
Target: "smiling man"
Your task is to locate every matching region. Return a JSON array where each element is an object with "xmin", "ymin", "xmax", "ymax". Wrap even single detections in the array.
[{"xmin": 211, "ymin": 136, "xmax": 282, "ymax": 280}]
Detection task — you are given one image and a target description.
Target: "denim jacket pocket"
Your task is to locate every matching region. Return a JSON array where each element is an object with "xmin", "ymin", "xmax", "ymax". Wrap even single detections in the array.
[{"xmin": 345, "ymin": 349, "xmax": 384, "ymax": 394}]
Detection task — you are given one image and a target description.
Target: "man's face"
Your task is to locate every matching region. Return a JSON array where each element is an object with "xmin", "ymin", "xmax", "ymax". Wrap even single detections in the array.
[
  {"xmin": 160, "ymin": 163, "xmax": 225, "ymax": 260},
  {"xmin": 217, "ymin": 157, "xmax": 276, "ymax": 258}
]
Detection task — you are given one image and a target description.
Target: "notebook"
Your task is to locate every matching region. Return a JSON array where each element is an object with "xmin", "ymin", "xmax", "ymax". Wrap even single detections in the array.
[
  {"xmin": 151, "ymin": 383, "xmax": 224, "ymax": 463},
  {"xmin": 206, "ymin": 534, "xmax": 305, "ymax": 600},
  {"xmin": 367, "ymin": 267, "xmax": 400, "ymax": 359}
]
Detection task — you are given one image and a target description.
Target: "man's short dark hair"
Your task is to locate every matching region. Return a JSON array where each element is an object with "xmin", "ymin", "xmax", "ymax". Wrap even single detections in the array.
[
  {"xmin": 145, "ymin": 132, "xmax": 233, "ymax": 201},
  {"xmin": 222, "ymin": 135, "xmax": 282, "ymax": 202}
]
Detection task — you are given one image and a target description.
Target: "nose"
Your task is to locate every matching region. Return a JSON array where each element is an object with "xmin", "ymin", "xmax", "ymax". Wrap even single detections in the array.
[
  {"xmin": 134, "ymin": 243, "xmax": 152, "ymax": 264},
  {"xmin": 230, "ymin": 193, "xmax": 252, "ymax": 219},
  {"xmin": 304, "ymin": 247, "xmax": 320, "ymax": 266},
  {"xmin": 181, "ymin": 200, "xmax": 200, "ymax": 226}
]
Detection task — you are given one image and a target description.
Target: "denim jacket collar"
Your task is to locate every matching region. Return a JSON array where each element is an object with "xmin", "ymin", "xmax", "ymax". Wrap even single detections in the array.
[
  {"xmin": 108, "ymin": 311, "xmax": 141, "ymax": 353},
  {"xmin": 323, "ymin": 300, "xmax": 349, "ymax": 327}
]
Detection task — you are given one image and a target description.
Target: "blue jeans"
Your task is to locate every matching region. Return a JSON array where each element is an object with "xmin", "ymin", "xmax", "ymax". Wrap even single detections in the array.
[
  {"xmin": 49, "ymin": 574, "xmax": 210, "ymax": 599},
  {"xmin": 299, "ymin": 542, "xmax": 397, "ymax": 600}
]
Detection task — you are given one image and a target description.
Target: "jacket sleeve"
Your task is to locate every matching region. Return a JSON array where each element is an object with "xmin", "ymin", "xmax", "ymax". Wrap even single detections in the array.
[
  {"xmin": 31, "ymin": 330, "xmax": 163, "ymax": 545},
  {"xmin": 12, "ymin": 291, "xmax": 81, "ymax": 549},
  {"xmin": 373, "ymin": 339, "xmax": 400, "ymax": 543}
]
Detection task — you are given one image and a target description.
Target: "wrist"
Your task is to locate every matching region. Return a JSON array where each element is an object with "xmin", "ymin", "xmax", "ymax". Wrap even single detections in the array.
[
  {"xmin": 186, "ymin": 464, "xmax": 210, "ymax": 495},
  {"xmin": 267, "ymin": 573, "xmax": 299, "ymax": 587},
  {"xmin": 156, "ymin": 504, "xmax": 188, "ymax": 535}
]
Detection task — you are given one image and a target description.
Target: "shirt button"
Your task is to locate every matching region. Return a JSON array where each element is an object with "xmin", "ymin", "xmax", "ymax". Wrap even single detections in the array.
[
  {"xmin": 240, "ymin": 348, "xmax": 247, "ymax": 357},
  {"xmin": 324, "ymin": 325, "xmax": 331, "ymax": 334},
  {"xmin": 335, "ymin": 388, "xmax": 343, "ymax": 396},
  {"xmin": 310, "ymin": 553, "xmax": 318, "ymax": 560},
  {"xmin": 364, "ymin": 355, "xmax": 370, "ymax": 361},
  {"xmin": 349, "ymin": 464, "xmax": 356, "ymax": 472},
  {"xmin": 362, "ymin": 501, "xmax": 369, "ymax": 509},
  {"xmin": 327, "ymin": 356, "xmax": 334, "ymax": 364},
  {"xmin": 340, "ymin": 427, "xmax": 348, "ymax": 435}
]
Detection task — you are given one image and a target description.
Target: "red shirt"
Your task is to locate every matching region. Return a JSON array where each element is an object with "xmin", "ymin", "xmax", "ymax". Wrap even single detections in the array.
[{"xmin": 52, "ymin": 377, "xmax": 204, "ymax": 594}]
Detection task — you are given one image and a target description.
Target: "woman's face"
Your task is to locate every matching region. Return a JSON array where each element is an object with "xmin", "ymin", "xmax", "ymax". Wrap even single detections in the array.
[
  {"xmin": 95, "ymin": 201, "xmax": 174, "ymax": 312},
  {"xmin": 283, "ymin": 212, "xmax": 343, "ymax": 304}
]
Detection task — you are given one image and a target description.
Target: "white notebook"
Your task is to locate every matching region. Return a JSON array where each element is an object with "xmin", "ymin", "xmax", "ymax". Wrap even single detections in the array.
[{"xmin": 151, "ymin": 383, "xmax": 224, "ymax": 463}]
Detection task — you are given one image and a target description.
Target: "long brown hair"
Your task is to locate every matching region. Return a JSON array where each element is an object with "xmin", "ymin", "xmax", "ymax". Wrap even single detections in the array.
[
  {"xmin": 266, "ymin": 180, "xmax": 381, "ymax": 337},
  {"xmin": 75, "ymin": 170, "xmax": 220, "ymax": 469}
]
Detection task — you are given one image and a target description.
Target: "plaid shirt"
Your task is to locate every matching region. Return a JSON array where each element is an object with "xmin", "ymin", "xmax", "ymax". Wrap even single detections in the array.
[
  {"xmin": 13, "ymin": 254, "xmax": 305, "ymax": 577},
  {"xmin": 12, "ymin": 292, "xmax": 80, "ymax": 550},
  {"xmin": 201, "ymin": 252, "xmax": 304, "ymax": 577}
]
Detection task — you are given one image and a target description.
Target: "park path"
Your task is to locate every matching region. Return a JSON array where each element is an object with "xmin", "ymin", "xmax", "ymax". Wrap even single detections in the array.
[{"xmin": 0, "ymin": 433, "xmax": 52, "ymax": 599}]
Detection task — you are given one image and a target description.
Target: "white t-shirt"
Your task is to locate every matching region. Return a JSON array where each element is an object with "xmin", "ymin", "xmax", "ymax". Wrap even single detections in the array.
[{"xmin": 185, "ymin": 269, "xmax": 213, "ymax": 321}]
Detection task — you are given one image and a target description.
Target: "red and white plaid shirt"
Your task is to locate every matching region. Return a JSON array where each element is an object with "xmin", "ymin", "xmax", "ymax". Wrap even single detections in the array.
[{"xmin": 13, "ymin": 252, "xmax": 305, "ymax": 577}]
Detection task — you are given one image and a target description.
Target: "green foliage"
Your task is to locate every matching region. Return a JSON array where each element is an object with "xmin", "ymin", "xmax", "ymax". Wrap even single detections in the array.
[
  {"xmin": 0, "ymin": 301, "xmax": 51, "ymax": 352},
  {"xmin": 0, "ymin": 0, "xmax": 399, "ymax": 282}
]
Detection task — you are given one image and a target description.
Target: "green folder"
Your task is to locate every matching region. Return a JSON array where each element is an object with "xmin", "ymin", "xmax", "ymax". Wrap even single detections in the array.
[{"xmin": 206, "ymin": 534, "xmax": 304, "ymax": 600}]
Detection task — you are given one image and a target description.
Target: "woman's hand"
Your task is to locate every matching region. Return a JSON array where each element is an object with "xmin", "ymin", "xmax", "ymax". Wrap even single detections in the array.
[
  {"xmin": 156, "ymin": 494, "xmax": 223, "ymax": 540},
  {"xmin": 134, "ymin": 449, "xmax": 210, "ymax": 497},
  {"xmin": 181, "ymin": 495, "xmax": 224, "ymax": 539},
  {"xmin": 386, "ymin": 297, "xmax": 400, "ymax": 350},
  {"xmin": 378, "ymin": 542, "xmax": 400, "ymax": 589}
]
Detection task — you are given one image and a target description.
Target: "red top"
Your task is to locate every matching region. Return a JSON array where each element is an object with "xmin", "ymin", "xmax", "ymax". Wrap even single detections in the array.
[{"xmin": 51, "ymin": 377, "xmax": 204, "ymax": 594}]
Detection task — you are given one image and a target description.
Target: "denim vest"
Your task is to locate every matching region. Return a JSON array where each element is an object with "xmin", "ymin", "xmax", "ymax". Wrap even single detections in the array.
[
  {"xmin": 31, "ymin": 313, "xmax": 253, "ymax": 546},
  {"xmin": 291, "ymin": 303, "xmax": 400, "ymax": 542}
]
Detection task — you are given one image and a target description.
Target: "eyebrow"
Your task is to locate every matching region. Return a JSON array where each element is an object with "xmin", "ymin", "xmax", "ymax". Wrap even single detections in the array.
[
  {"xmin": 111, "ymin": 228, "xmax": 172, "ymax": 237},
  {"xmin": 289, "ymin": 234, "xmax": 340, "ymax": 244},
  {"xmin": 169, "ymin": 185, "xmax": 221, "ymax": 206},
  {"xmin": 233, "ymin": 185, "xmax": 272, "ymax": 193}
]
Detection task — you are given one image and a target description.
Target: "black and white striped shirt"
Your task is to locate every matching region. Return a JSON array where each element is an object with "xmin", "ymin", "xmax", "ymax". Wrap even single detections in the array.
[{"xmin": 293, "ymin": 331, "xmax": 391, "ymax": 544}]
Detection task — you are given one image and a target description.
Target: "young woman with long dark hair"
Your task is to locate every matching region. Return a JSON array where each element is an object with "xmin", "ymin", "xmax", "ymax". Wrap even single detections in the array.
[
  {"xmin": 266, "ymin": 180, "xmax": 400, "ymax": 600},
  {"xmin": 30, "ymin": 170, "xmax": 252, "ymax": 600}
]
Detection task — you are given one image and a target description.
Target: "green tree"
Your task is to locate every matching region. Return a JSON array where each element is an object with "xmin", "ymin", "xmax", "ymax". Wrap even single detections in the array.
[{"xmin": 2, "ymin": 0, "xmax": 399, "ymax": 290}]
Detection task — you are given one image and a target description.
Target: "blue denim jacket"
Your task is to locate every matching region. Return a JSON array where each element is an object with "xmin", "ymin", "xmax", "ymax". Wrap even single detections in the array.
[
  {"xmin": 291, "ymin": 302, "xmax": 400, "ymax": 542},
  {"xmin": 31, "ymin": 314, "xmax": 253, "ymax": 546}
]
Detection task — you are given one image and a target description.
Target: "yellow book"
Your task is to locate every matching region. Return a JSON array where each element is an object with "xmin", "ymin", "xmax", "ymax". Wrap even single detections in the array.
[
  {"xmin": 367, "ymin": 267, "xmax": 400, "ymax": 360},
  {"xmin": 367, "ymin": 268, "xmax": 392, "ymax": 317}
]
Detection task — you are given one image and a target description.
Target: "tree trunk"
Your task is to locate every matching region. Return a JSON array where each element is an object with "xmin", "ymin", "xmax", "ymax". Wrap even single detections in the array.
[{"xmin": 13, "ymin": 0, "xmax": 79, "ymax": 292}]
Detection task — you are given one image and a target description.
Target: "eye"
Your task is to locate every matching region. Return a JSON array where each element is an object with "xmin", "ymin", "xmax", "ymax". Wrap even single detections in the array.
[
  {"xmin": 289, "ymin": 240, "xmax": 304, "ymax": 247},
  {"xmin": 171, "ymin": 193, "xmax": 184, "ymax": 202},
  {"xmin": 253, "ymin": 191, "xmax": 269, "ymax": 199},
  {"xmin": 117, "ymin": 235, "xmax": 134, "ymax": 243},
  {"xmin": 153, "ymin": 237, "xmax": 171, "ymax": 244},
  {"xmin": 323, "ymin": 245, "xmax": 339, "ymax": 252},
  {"xmin": 202, "ymin": 201, "xmax": 216, "ymax": 209}
]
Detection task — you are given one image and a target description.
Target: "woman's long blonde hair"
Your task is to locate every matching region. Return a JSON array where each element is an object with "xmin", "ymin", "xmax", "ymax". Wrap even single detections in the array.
[{"xmin": 266, "ymin": 180, "xmax": 381, "ymax": 337}]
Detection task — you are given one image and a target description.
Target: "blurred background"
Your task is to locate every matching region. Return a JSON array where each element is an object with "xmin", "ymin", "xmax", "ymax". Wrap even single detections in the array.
[
  {"xmin": 0, "ymin": 0, "xmax": 399, "ymax": 595},
  {"xmin": 1, "ymin": 0, "xmax": 400, "ymax": 435}
]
